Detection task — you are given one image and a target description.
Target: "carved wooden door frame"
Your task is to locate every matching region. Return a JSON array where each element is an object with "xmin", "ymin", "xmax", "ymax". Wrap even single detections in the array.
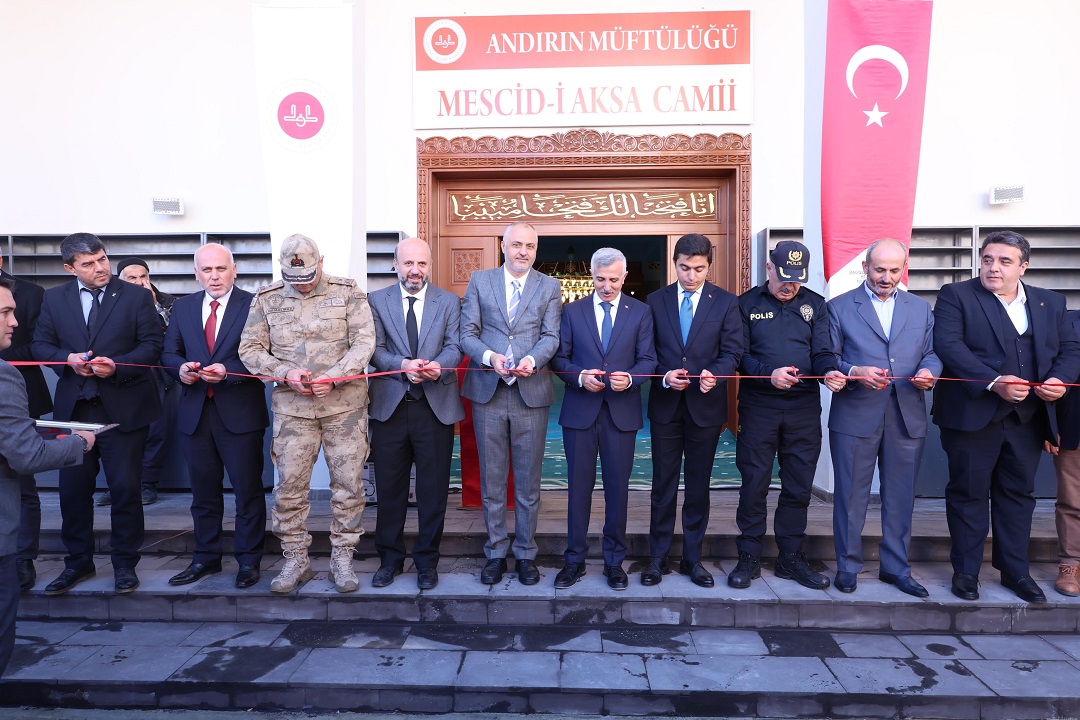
[{"xmin": 416, "ymin": 129, "xmax": 752, "ymax": 296}]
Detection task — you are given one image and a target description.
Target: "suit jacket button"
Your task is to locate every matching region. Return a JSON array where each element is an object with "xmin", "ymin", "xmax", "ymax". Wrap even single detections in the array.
[{"xmin": 508, "ymin": 335, "xmax": 514, "ymax": 340}]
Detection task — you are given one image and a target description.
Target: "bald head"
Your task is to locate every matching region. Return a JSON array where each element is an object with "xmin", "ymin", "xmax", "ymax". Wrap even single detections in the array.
[{"xmin": 394, "ymin": 237, "xmax": 432, "ymax": 294}]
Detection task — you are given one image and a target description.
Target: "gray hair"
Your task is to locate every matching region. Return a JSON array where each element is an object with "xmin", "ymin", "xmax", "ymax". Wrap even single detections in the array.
[
  {"xmin": 60, "ymin": 232, "xmax": 106, "ymax": 266},
  {"xmin": 591, "ymin": 247, "xmax": 627, "ymax": 274},
  {"xmin": 864, "ymin": 238, "xmax": 908, "ymax": 265},
  {"xmin": 194, "ymin": 242, "xmax": 235, "ymax": 268}
]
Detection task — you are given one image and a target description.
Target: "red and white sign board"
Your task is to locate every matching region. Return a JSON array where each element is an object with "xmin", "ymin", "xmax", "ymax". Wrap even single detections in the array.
[{"xmin": 413, "ymin": 11, "xmax": 752, "ymax": 129}]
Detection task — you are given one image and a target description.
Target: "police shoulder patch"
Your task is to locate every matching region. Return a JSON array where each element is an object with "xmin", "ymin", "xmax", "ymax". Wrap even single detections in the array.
[{"xmin": 800, "ymin": 304, "xmax": 814, "ymax": 322}]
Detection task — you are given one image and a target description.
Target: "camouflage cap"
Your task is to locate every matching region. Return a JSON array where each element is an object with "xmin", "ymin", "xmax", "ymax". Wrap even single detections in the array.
[{"xmin": 279, "ymin": 234, "xmax": 321, "ymax": 283}]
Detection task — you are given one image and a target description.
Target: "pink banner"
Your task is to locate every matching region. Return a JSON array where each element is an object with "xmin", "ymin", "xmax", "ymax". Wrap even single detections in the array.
[{"xmin": 821, "ymin": 0, "xmax": 933, "ymax": 281}]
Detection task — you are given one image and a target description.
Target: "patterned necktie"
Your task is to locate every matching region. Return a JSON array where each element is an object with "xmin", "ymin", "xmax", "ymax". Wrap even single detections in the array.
[
  {"xmin": 600, "ymin": 301, "xmax": 612, "ymax": 352},
  {"xmin": 205, "ymin": 299, "xmax": 219, "ymax": 397},
  {"xmin": 680, "ymin": 290, "xmax": 693, "ymax": 344},
  {"xmin": 406, "ymin": 296, "xmax": 422, "ymax": 398},
  {"xmin": 504, "ymin": 279, "xmax": 521, "ymax": 385}
]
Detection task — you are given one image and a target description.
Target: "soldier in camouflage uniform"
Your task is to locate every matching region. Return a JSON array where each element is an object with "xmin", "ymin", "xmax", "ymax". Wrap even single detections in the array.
[{"xmin": 238, "ymin": 234, "xmax": 375, "ymax": 593}]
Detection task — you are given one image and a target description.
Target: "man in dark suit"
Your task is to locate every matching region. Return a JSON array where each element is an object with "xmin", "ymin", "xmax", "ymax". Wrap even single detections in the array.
[
  {"xmin": 0, "ymin": 277, "xmax": 93, "ymax": 676},
  {"xmin": 0, "ymin": 257, "xmax": 53, "ymax": 592},
  {"xmin": 32, "ymin": 232, "xmax": 163, "ymax": 595},
  {"xmin": 933, "ymin": 230, "xmax": 1080, "ymax": 603},
  {"xmin": 161, "ymin": 243, "xmax": 269, "ymax": 589},
  {"xmin": 460, "ymin": 221, "xmax": 561, "ymax": 586},
  {"xmin": 551, "ymin": 248, "xmax": 656, "ymax": 590},
  {"xmin": 825, "ymin": 239, "xmax": 941, "ymax": 598},
  {"xmin": 368, "ymin": 237, "xmax": 464, "ymax": 590},
  {"xmin": 643, "ymin": 233, "xmax": 742, "ymax": 588}
]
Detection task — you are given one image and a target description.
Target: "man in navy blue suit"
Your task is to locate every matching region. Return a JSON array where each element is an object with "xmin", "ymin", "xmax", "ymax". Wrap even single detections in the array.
[
  {"xmin": 162, "ymin": 243, "xmax": 269, "ymax": 589},
  {"xmin": 551, "ymin": 247, "xmax": 656, "ymax": 591},
  {"xmin": 934, "ymin": 230, "xmax": 1080, "ymax": 603},
  {"xmin": 644, "ymin": 233, "xmax": 743, "ymax": 588},
  {"xmin": 33, "ymin": 232, "xmax": 163, "ymax": 595}
]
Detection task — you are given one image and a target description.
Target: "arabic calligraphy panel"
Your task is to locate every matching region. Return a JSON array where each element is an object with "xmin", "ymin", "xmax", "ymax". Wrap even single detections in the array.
[{"xmin": 449, "ymin": 190, "xmax": 717, "ymax": 223}]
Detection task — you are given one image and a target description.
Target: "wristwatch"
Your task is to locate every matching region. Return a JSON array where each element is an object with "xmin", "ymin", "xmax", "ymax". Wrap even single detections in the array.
[{"xmin": 75, "ymin": 434, "xmax": 90, "ymax": 454}]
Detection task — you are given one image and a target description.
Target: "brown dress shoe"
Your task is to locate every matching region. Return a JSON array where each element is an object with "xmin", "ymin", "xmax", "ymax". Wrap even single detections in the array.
[{"xmin": 1056, "ymin": 564, "xmax": 1080, "ymax": 597}]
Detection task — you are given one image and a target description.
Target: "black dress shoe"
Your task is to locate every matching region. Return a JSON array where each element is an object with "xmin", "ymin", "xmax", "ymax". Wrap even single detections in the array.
[
  {"xmin": 834, "ymin": 571, "xmax": 858, "ymax": 593},
  {"xmin": 372, "ymin": 564, "xmax": 403, "ymax": 588},
  {"xmin": 554, "ymin": 562, "xmax": 586, "ymax": 589},
  {"xmin": 480, "ymin": 558, "xmax": 507, "ymax": 585},
  {"xmin": 1002, "ymin": 573, "xmax": 1047, "ymax": 603},
  {"xmin": 951, "ymin": 572, "xmax": 979, "ymax": 601},
  {"xmin": 168, "ymin": 561, "xmax": 223, "ymax": 586},
  {"xmin": 43, "ymin": 566, "xmax": 95, "ymax": 596},
  {"xmin": 727, "ymin": 552, "xmax": 761, "ymax": 589},
  {"xmin": 640, "ymin": 558, "xmax": 669, "ymax": 586},
  {"xmin": 775, "ymin": 552, "xmax": 831, "ymax": 590},
  {"xmin": 604, "ymin": 564, "xmax": 629, "ymax": 591},
  {"xmin": 516, "ymin": 559, "xmax": 540, "ymax": 586},
  {"xmin": 679, "ymin": 560, "xmax": 715, "ymax": 588},
  {"xmin": 114, "ymin": 567, "xmax": 140, "ymax": 594},
  {"xmin": 417, "ymin": 567, "xmax": 439, "ymax": 590},
  {"xmin": 879, "ymin": 571, "xmax": 929, "ymax": 598},
  {"xmin": 17, "ymin": 559, "xmax": 36, "ymax": 592},
  {"xmin": 235, "ymin": 565, "xmax": 261, "ymax": 589}
]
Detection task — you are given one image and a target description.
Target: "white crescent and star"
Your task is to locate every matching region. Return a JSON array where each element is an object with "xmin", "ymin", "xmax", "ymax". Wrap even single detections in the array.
[{"xmin": 845, "ymin": 44, "xmax": 909, "ymax": 128}]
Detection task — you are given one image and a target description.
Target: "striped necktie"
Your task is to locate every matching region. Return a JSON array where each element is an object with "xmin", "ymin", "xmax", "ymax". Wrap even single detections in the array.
[{"xmin": 504, "ymin": 279, "xmax": 520, "ymax": 385}]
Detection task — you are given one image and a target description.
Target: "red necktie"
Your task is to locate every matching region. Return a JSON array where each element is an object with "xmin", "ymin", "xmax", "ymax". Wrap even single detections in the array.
[{"xmin": 205, "ymin": 300, "xmax": 219, "ymax": 397}]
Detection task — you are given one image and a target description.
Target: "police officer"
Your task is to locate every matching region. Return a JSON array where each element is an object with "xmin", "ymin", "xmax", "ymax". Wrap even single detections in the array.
[
  {"xmin": 239, "ymin": 234, "xmax": 375, "ymax": 594},
  {"xmin": 730, "ymin": 241, "xmax": 843, "ymax": 590}
]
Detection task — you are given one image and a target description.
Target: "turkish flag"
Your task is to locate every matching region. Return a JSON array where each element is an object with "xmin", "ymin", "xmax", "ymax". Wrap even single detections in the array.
[{"xmin": 821, "ymin": 0, "xmax": 933, "ymax": 283}]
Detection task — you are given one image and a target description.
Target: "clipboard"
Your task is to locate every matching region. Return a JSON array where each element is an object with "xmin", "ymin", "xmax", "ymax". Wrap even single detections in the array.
[{"xmin": 35, "ymin": 420, "xmax": 120, "ymax": 435}]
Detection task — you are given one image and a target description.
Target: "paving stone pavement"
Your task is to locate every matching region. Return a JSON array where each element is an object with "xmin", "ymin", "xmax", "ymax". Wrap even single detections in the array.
[{"xmin": 7, "ymin": 616, "xmax": 1080, "ymax": 718}]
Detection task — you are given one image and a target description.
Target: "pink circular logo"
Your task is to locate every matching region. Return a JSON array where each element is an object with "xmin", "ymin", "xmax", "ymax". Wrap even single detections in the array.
[{"xmin": 277, "ymin": 92, "xmax": 324, "ymax": 140}]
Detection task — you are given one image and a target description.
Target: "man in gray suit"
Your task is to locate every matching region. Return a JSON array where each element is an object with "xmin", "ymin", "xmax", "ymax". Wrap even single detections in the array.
[
  {"xmin": 461, "ymin": 221, "xmax": 562, "ymax": 586},
  {"xmin": 0, "ymin": 277, "xmax": 94, "ymax": 676},
  {"xmin": 368, "ymin": 237, "xmax": 464, "ymax": 590},
  {"xmin": 825, "ymin": 239, "xmax": 941, "ymax": 597}
]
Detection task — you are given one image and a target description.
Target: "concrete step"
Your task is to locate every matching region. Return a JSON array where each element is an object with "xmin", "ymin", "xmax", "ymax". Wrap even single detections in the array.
[
  {"xmin": 33, "ymin": 491, "xmax": 1063, "ymax": 562},
  {"xmin": 18, "ymin": 554, "xmax": 1080, "ymax": 635},
  {"xmin": 7, "ymin": 616, "xmax": 1080, "ymax": 718}
]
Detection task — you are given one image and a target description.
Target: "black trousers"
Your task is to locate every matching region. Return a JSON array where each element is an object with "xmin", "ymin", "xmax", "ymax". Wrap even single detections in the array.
[
  {"xmin": 182, "ymin": 398, "xmax": 267, "ymax": 566},
  {"xmin": 648, "ymin": 395, "xmax": 723, "ymax": 563},
  {"xmin": 942, "ymin": 412, "xmax": 1045, "ymax": 577},
  {"xmin": 60, "ymin": 400, "xmax": 147, "ymax": 571},
  {"xmin": 370, "ymin": 395, "xmax": 454, "ymax": 570},
  {"xmin": 0, "ymin": 553, "xmax": 16, "ymax": 677},
  {"xmin": 734, "ymin": 401, "xmax": 821, "ymax": 557}
]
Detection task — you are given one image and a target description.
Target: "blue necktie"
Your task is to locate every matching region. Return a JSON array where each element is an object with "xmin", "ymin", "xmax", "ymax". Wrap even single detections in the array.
[
  {"xmin": 600, "ymin": 301, "xmax": 612, "ymax": 352},
  {"xmin": 680, "ymin": 290, "xmax": 693, "ymax": 344},
  {"xmin": 504, "ymin": 280, "xmax": 521, "ymax": 385}
]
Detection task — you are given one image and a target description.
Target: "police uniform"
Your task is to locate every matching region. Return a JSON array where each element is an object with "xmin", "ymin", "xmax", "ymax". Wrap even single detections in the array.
[
  {"xmin": 735, "ymin": 281, "xmax": 834, "ymax": 559},
  {"xmin": 239, "ymin": 235, "xmax": 375, "ymax": 592}
]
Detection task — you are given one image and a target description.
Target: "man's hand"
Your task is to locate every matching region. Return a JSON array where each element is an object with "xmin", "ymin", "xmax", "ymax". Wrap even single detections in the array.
[
  {"xmin": 401, "ymin": 357, "xmax": 427, "ymax": 384},
  {"xmin": 608, "ymin": 371, "xmax": 631, "ymax": 392},
  {"xmin": 490, "ymin": 353, "xmax": 511, "ymax": 379},
  {"xmin": 851, "ymin": 365, "xmax": 890, "ymax": 391},
  {"xmin": 910, "ymin": 368, "xmax": 936, "ymax": 391},
  {"xmin": 178, "ymin": 361, "xmax": 201, "ymax": 385},
  {"xmin": 198, "ymin": 363, "xmax": 227, "ymax": 384},
  {"xmin": 665, "ymin": 368, "xmax": 690, "ymax": 391},
  {"xmin": 1035, "ymin": 377, "xmax": 1067, "ymax": 402},
  {"xmin": 992, "ymin": 374, "xmax": 1029, "ymax": 404},
  {"xmin": 509, "ymin": 356, "xmax": 535, "ymax": 378},
  {"xmin": 581, "ymin": 369, "xmax": 605, "ymax": 393},
  {"xmin": 89, "ymin": 356, "xmax": 116, "ymax": 378},
  {"xmin": 309, "ymin": 375, "xmax": 335, "ymax": 398},
  {"xmin": 824, "ymin": 370, "xmax": 847, "ymax": 393},
  {"xmin": 771, "ymin": 366, "xmax": 800, "ymax": 391},
  {"xmin": 285, "ymin": 368, "xmax": 315, "ymax": 396},
  {"xmin": 67, "ymin": 352, "xmax": 95, "ymax": 376},
  {"xmin": 699, "ymin": 368, "xmax": 716, "ymax": 393},
  {"xmin": 1046, "ymin": 439, "xmax": 1060, "ymax": 457},
  {"xmin": 418, "ymin": 361, "xmax": 443, "ymax": 382},
  {"xmin": 72, "ymin": 430, "xmax": 96, "ymax": 452}
]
